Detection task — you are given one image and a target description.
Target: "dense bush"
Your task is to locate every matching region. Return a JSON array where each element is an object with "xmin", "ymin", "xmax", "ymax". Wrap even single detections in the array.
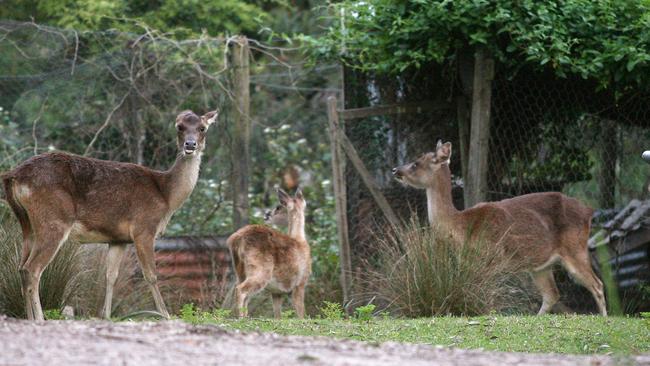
[
  {"xmin": 362, "ymin": 218, "xmax": 531, "ymax": 317},
  {"xmin": 304, "ymin": 0, "xmax": 650, "ymax": 90}
]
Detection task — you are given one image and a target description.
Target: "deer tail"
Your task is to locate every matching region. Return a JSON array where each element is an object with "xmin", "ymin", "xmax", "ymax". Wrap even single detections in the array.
[{"xmin": 2, "ymin": 175, "xmax": 31, "ymax": 238}]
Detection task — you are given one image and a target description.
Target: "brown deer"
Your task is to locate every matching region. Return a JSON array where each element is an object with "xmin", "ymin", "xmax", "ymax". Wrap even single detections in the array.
[
  {"xmin": 392, "ymin": 141, "xmax": 607, "ymax": 316},
  {"xmin": 227, "ymin": 188, "xmax": 311, "ymax": 318},
  {"xmin": 1, "ymin": 109, "xmax": 218, "ymax": 321}
]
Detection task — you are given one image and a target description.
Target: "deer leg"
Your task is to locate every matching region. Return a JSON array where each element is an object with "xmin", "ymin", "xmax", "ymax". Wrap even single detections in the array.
[
  {"xmin": 291, "ymin": 284, "xmax": 306, "ymax": 319},
  {"xmin": 133, "ymin": 233, "xmax": 170, "ymax": 319},
  {"xmin": 20, "ymin": 222, "xmax": 70, "ymax": 321},
  {"xmin": 20, "ymin": 232, "xmax": 33, "ymax": 268},
  {"xmin": 235, "ymin": 276, "xmax": 269, "ymax": 318},
  {"xmin": 531, "ymin": 269, "xmax": 560, "ymax": 315},
  {"xmin": 271, "ymin": 293, "xmax": 284, "ymax": 319},
  {"xmin": 561, "ymin": 255, "xmax": 607, "ymax": 316},
  {"xmin": 102, "ymin": 244, "xmax": 127, "ymax": 319}
]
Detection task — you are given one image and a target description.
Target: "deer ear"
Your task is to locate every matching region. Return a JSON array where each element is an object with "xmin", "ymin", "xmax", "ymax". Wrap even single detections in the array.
[
  {"xmin": 277, "ymin": 188, "xmax": 291, "ymax": 206},
  {"xmin": 295, "ymin": 187, "xmax": 304, "ymax": 200},
  {"xmin": 202, "ymin": 110, "xmax": 219, "ymax": 125},
  {"xmin": 436, "ymin": 140, "xmax": 443, "ymax": 150}
]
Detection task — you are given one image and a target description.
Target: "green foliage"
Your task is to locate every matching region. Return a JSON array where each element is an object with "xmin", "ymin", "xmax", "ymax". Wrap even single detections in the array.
[
  {"xmin": 0, "ymin": 106, "xmax": 28, "ymax": 172},
  {"xmin": 179, "ymin": 303, "xmax": 232, "ymax": 324},
  {"xmin": 211, "ymin": 307, "xmax": 232, "ymax": 320},
  {"xmin": 43, "ymin": 309, "xmax": 64, "ymax": 320},
  {"xmin": 192, "ymin": 315, "xmax": 650, "ymax": 355},
  {"xmin": 319, "ymin": 301, "xmax": 345, "ymax": 320},
  {"xmin": 281, "ymin": 309, "xmax": 296, "ymax": 319},
  {"xmin": 1, "ymin": 0, "xmax": 270, "ymax": 36},
  {"xmin": 354, "ymin": 304, "xmax": 376, "ymax": 321},
  {"xmin": 179, "ymin": 303, "xmax": 199, "ymax": 324},
  {"xmin": 303, "ymin": 0, "xmax": 650, "ymax": 90}
]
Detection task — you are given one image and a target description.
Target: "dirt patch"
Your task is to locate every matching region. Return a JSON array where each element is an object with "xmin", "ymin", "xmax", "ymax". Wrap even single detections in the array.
[{"xmin": 0, "ymin": 316, "xmax": 646, "ymax": 365}]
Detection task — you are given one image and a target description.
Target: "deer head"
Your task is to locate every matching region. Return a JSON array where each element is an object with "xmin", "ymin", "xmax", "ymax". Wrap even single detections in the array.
[
  {"xmin": 175, "ymin": 110, "xmax": 218, "ymax": 156},
  {"xmin": 277, "ymin": 187, "xmax": 306, "ymax": 218},
  {"xmin": 392, "ymin": 140, "xmax": 452, "ymax": 189},
  {"xmin": 264, "ymin": 203, "xmax": 288, "ymax": 227}
]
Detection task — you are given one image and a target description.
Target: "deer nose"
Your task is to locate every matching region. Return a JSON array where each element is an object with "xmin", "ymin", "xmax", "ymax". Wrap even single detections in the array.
[
  {"xmin": 184, "ymin": 140, "xmax": 197, "ymax": 150},
  {"xmin": 392, "ymin": 167, "xmax": 400, "ymax": 176}
]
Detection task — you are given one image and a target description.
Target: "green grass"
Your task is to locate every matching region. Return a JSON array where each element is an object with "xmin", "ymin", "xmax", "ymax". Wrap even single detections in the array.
[{"xmin": 184, "ymin": 313, "xmax": 649, "ymax": 355}]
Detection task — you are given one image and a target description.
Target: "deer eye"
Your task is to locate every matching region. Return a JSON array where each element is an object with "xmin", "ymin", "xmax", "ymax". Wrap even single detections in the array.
[
  {"xmin": 176, "ymin": 125, "xmax": 185, "ymax": 132},
  {"xmin": 199, "ymin": 126, "xmax": 206, "ymax": 132},
  {"xmin": 412, "ymin": 162, "xmax": 418, "ymax": 169}
]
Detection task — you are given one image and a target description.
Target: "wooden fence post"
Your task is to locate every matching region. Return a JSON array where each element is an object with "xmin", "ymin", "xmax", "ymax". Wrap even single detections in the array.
[
  {"xmin": 466, "ymin": 48, "xmax": 494, "ymax": 207},
  {"xmin": 456, "ymin": 95, "xmax": 471, "ymax": 208},
  {"xmin": 329, "ymin": 101, "xmax": 401, "ymax": 228},
  {"xmin": 327, "ymin": 96, "xmax": 352, "ymax": 307},
  {"xmin": 231, "ymin": 36, "xmax": 251, "ymax": 230}
]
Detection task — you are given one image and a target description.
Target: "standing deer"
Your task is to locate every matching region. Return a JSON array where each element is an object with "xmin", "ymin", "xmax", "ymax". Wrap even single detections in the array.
[
  {"xmin": 392, "ymin": 141, "xmax": 607, "ymax": 316},
  {"xmin": 1, "ymin": 109, "xmax": 218, "ymax": 321},
  {"xmin": 228, "ymin": 188, "xmax": 311, "ymax": 318}
]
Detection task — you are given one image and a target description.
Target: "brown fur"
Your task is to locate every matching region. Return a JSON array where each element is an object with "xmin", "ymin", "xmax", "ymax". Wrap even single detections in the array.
[
  {"xmin": 393, "ymin": 141, "xmax": 606, "ymax": 315},
  {"xmin": 227, "ymin": 190, "xmax": 311, "ymax": 318},
  {"xmin": 2, "ymin": 109, "xmax": 218, "ymax": 321}
]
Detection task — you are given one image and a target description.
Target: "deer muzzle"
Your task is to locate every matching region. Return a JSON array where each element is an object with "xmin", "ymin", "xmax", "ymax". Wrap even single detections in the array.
[{"xmin": 184, "ymin": 140, "xmax": 197, "ymax": 154}]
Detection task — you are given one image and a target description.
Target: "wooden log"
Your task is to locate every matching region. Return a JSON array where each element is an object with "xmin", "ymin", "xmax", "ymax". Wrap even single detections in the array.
[
  {"xmin": 327, "ymin": 96, "xmax": 352, "ymax": 307},
  {"xmin": 466, "ymin": 48, "xmax": 494, "ymax": 207},
  {"xmin": 231, "ymin": 36, "xmax": 251, "ymax": 230}
]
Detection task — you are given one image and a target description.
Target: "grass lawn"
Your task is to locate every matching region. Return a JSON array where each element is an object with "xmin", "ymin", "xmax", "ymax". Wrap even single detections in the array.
[{"xmin": 183, "ymin": 312, "xmax": 650, "ymax": 355}]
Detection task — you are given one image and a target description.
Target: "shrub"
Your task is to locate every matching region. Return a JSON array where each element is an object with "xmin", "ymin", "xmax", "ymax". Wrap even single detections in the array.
[
  {"xmin": 319, "ymin": 301, "xmax": 345, "ymax": 320},
  {"xmin": 354, "ymin": 304, "xmax": 376, "ymax": 321},
  {"xmin": 362, "ymin": 217, "xmax": 530, "ymax": 317}
]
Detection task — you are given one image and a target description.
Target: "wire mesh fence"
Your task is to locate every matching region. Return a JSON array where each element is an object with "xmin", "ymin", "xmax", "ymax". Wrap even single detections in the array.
[
  {"xmin": 0, "ymin": 20, "xmax": 340, "ymax": 313},
  {"xmin": 341, "ymin": 62, "xmax": 650, "ymax": 314}
]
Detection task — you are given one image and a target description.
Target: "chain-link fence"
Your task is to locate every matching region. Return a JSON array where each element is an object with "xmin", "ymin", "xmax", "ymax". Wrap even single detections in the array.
[
  {"xmin": 0, "ymin": 20, "xmax": 340, "ymax": 314},
  {"xmin": 341, "ymin": 61, "xmax": 650, "ymax": 314}
]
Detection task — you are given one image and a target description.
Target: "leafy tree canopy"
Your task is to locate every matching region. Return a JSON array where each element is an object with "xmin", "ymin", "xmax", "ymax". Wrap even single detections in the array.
[
  {"xmin": 0, "ymin": 0, "xmax": 276, "ymax": 36},
  {"xmin": 303, "ymin": 0, "xmax": 650, "ymax": 90}
]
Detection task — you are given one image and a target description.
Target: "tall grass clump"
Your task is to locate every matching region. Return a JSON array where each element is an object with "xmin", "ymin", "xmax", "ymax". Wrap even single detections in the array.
[
  {"xmin": 363, "ymin": 217, "xmax": 530, "ymax": 317},
  {"xmin": 0, "ymin": 212, "xmax": 84, "ymax": 318}
]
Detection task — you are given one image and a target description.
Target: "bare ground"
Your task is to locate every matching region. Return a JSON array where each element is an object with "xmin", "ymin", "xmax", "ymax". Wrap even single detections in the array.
[{"xmin": 0, "ymin": 316, "xmax": 647, "ymax": 366}]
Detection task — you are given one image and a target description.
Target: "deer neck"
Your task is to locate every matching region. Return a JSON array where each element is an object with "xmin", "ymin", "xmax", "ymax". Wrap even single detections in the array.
[
  {"xmin": 426, "ymin": 165, "xmax": 458, "ymax": 226},
  {"xmin": 162, "ymin": 152, "xmax": 202, "ymax": 211},
  {"xmin": 287, "ymin": 212, "xmax": 306, "ymax": 242}
]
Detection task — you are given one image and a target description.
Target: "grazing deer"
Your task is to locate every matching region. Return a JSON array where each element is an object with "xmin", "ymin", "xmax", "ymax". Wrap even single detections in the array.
[
  {"xmin": 228, "ymin": 189, "xmax": 311, "ymax": 318},
  {"xmin": 392, "ymin": 141, "xmax": 607, "ymax": 316},
  {"xmin": 1, "ymin": 109, "xmax": 218, "ymax": 321}
]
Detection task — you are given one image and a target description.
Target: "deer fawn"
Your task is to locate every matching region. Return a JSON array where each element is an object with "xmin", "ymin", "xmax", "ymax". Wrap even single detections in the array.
[
  {"xmin": 1, "ymin": 109, "xmax": 218, "ymax": 321},
  {"xmin": 227, "ymin": 188, "xmax": 311, "ymax": 318},
  {"xmin": 393, "ymin": 141, "xmax": 607, "ymax": 316}
]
